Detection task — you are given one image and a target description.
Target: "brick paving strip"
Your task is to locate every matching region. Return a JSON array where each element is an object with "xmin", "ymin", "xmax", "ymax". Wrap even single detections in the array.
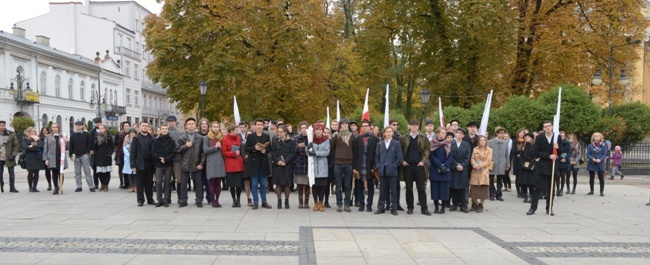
[
  {"xmin": 0, "ymin": 237, "xmax": 299, "ymax": 256},
  {"xmin": 514, "ymin": 242, "xmax": 650, "ymax": 258}
]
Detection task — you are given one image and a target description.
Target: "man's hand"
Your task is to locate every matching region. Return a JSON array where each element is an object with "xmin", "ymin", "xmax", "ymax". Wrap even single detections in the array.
[
  {"xmin": 90, "ymin": 150, "xmax": 94, "ymax": 155},
  {"xmin": 45, "ymin": 160, "xmax": 49, "ymax": 167},
  {"xmin": 160, "ymin": 157, "xmax": 165, "ymax": 164},
  {"xmin": 197, "ymin": 165, "xmax": 203, "ymax": 170},
  {"xmin": 505, "ymin": 166, "xmax": 510, "ymax": 171},
  {"xmin": 132, "ymin": 168, "xmax": 137, "ymax": 173},
  {"xmin": 186, "ymin": 140, "xmax": 192, "ymax": 147},
  {"xmin": 456, "ymin": 165, "xmax": 463, "ymax": 171},
  {"xmin": 402, "ymin": 161, "xmax": 409, "ymax": 166},
  {"xmin": 418, "ymin": 161, "xmax": 424, "ymax": 167},
  {"xmin": 278, "ymin": 161, "xmax": 285, "ymax": 166},
  {"xmin": 550, "ymin": 154, "xmax": 557, "ymax": 160},
  {"xmin": 261, "ymin": 148, "xmax": 266, "ymax": 154},
  {"xmin": 353, "ymin": 169, "xmax": 359, "ymax": 175}
]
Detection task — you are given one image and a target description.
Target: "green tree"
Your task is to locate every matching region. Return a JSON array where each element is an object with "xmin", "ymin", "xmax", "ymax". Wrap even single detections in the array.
[
  {"xmin": 609, "ymin": 102, "xmax": 650, "ymax": 143},
  {"xmin": 536, "ymin": 85, "xmax": 601, "ymax": 140}
]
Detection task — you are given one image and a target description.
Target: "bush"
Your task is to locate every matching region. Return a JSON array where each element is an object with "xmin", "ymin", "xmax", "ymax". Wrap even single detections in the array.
[
  {"xmin": 599, "ymin": 116, "xmax": 627, "ymax": 144},
  {"xmin": 492, "ymin": 95, "xmax": 550, "ymax": 134},
  {"xmin": 609, "ymin": 102, "xmax": 650, "ymax": 143},
  {"xmin": 348, "ymin": 107, "xmax": 408, "ymax": 133},
  {"xmin": 11, "ymin": 116, "xmax": 35, "ymax": 135},
  {"xmin": 537, "ymin": 85, "xmax": 601, "ymax": 141}
]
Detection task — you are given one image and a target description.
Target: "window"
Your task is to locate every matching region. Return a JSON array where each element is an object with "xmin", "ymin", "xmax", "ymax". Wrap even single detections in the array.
[
  {"xmin": 135, "ymin": 91, "xmax": 139, "ymax": 106},
  {"xmin": 68, "ymin": 78, "xmax": 73, "ymax": 99},
  {"xmin": 91, "ymin": 84, "xmax": 96, "ymax": 102},
  {"xmin": 127, "ymin": 38, "xmax": 132, "ymax": 50},
  {"xmin": 80, "ymin": 81, "xmax": 85, "ymax": 100},
  {"xmin": 55, "ymin": 75, "xmax": 61, "ymax": 97},
  {"xmin": 126, "ymin": 89, "xmax": 131, "ymax": 105},
  {"xmin": 136, "ymin": 41, "xmax": 140, "ymax": 52},
  {"xmin": 135, "ymin": 19, "xmax": 140, "ymax": 31},
  {"xmin": 116, "ymin": 33, "xmax": 123, "ymax": 52},
  {"xmin": 109, "ymin": 89, "xmax": 114, "ymax": 105},
  {"xmin": 125, "ymin": 62, "xmax": 131, "ymax": 77},
  {"xmin": 40, "ymin": 72, "xmax": 47, "ymax": 94},
  {"xmin": 134, "ymin": 64, "xmax": 139, "ymax": 79},
  {"xmin": 113, "ymin": 90, "xmax": 118, "ymax": 105}
]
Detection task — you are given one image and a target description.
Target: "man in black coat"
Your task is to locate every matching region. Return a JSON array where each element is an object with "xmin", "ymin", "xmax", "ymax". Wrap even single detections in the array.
[
  {"xmin": 450, "ymin": 128, "xmax": 472, "ymax": 213},
  {"xmin": 90, "ymin": 117, "xmax": 102, "ymax": 189},
  {"xmin": 245, "ymin": 118, "xmax": 272, "ymax": 209},
  {"xmin": 352, "ymin": 120, "xmax": 379, "ymax": 212},
  {"xmin": 130, "ymin": 121, "xmax": 155, "ymax": 207},
  {"xmin": 399, "ymin": 120, "xmax": 432, "ymax": 215},
  {"xmin": 527, "ymin": 120, "xmax": 564, "ymax": 216}
]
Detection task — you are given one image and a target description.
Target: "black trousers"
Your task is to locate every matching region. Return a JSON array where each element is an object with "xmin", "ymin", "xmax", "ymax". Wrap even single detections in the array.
[
  {"xmin": 450, "ymin": 188, "xmax": 466, "ymax": 207},
  {"xmin": 136, "ymin": 165, "xmax": 154, "ymax": 204},
  {"xmin": 0, "ymin": 161, "xmax": 16, "ymax": 189},
  {"xmin": 404, "ymin": 164, "xmax": 428, "ymax": 211},
  {"xmin": 589, "ymin": 171, "xmax": 605, "ymax": 193},
  {"xmin": 378, "ymin": 175, "xmax": 398, "ymax": 211},
  {"xmin": 503, "ymin": 169, "xmax": 512, "ymax": 188},
  {"xmin": 354, "ymin": 177, "xmax": 366, "ymax": 207},
  {"xmin": 489, "ymin": 175, "xmax": 504, "ymax": 198},
  {"xmin": 530, "ymin": 174, "xmax": 554, "ymax": 212}
]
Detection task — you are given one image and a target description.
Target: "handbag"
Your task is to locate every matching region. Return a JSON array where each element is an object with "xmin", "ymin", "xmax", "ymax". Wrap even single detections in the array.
[
  {"xmin": 488, "ymin": 161, "xmax": 494, "ymax": 171},
  {"xmin": 579, "ymin": 157, "xmax": 585, "ymax": 165},
  {"xmin": 18, "ymin": 153, "xmax": 26, "ymax": 169},
  {"xmin": 371, "ymin": 168, "xmax": 380, "ymax": 182}
]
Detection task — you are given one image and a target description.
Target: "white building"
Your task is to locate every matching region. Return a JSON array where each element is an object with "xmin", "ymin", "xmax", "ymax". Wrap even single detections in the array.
[
  {"xmin": 0, "ymin": 28, "xmax": 105, "ymax": 136},
  {"xmin": 16, "ymin": 1, "xmax": 182, "ymax": 128}
]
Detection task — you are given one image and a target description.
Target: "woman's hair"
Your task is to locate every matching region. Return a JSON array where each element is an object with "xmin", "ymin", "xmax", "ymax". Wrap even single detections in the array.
[
  {"xmin": 51, "ymin": 122, "xmax": 60, "ymax": 133},
  {"xmin": 124, "ymin": 134, "xmax": 133, "ymax": 145},
  {"xmin": 435, "ymin": 127, "xmax": 446, "ymax": 134},
  {"xmin": 227, "ymin": 124, "xmax": 238, "ymax": 133},
  {"xmin": 477, "ymin": 135, "xmax": 488, "ymax": 148},
  {"xmin": 277, "ymin": 125, "xmax": 288, "ymax": 133},
  {"xmin": 381, "ymin": 126, "xmax": 394, "ymax": 137},
  {"xmin": 591, "ymin": 132, "xmax": 603, "ymax": 143},
  {"xmin": 39, "ymin": 126, "xmax": 51, "ymax": 139},
  {"xmin": 24, "ymin": 126, "xmax": 35, "ymax": 136},
  {"xmin": 516, "ymin": 128, "xmax": 528, "ymax": 138}
]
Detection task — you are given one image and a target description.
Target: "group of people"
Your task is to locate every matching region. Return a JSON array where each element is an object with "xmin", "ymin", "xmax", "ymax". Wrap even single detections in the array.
[{"xmin": 0, "ymin": 115, "xmax": 637, "ymax": 214}]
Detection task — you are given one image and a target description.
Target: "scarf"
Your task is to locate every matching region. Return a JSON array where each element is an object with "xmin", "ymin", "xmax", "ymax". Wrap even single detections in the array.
[
  {"xmin": 97, "ymin": 132, "xmax": 107, "ymax": 145},
  {"xmin": 430, "ymin": 137, "xmax": 450, "ymax": 157},
  {"xmin": 208, "ymin": 130, "xmax": 223, "ymax": 141},
  {"xmin": 313, "ymin": 134, "xmax": 329, "ymax": 145},
  {"xmin": 337, "ymin": 129, "xmax": 353, "ymax": 146},
  {"xmin": 592, "ymin": 141, "xmax": 601, "ymax": 147}
]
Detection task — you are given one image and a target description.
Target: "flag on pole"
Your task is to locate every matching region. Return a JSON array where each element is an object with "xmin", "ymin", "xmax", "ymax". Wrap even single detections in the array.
[
  {"xmin": 336, "ymin": 100, "xmax": 340, "ymax": 122},
  {"xmin": 552, "ymin": 87, "xmax": 562, "ymax": 155},
  {"xmin": 383, "ymin": 84, "xmax": 390, "ymax": 128},
  {"xmin": 326, "ymin": 107, "xmax": 330, "ymax": 129},
  {"xmin": 478, "ymin": 90, "xmax": 494, "ymax": 136},
  {"xmin": 438, "ymin": 97, "xmax": 444, "ymax": 127},
  {"xmin": 362, "ymin": 88, "xmax": 370, "ymax": 122},
  {"xmin": 306, "ymin": 126, "xmax": 315, "ymax": 187},
  {"xmin": 233, "ymin": 96, "xmax": 241, "ymax": 125}
]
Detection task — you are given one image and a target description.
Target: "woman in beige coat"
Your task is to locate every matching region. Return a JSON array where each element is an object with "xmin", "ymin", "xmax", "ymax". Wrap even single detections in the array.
[{"xmin": 469, "ymin": 135, "xmax": 492, "ymax": 213}]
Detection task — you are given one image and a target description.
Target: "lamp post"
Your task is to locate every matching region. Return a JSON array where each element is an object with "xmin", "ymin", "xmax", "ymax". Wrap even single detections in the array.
[
  {"xmin": 420, "ymin": 89, "xmax": 431, "ymax": 126},
  {"xmin": 199, "ymin": 80, "xmax": 207, "ymax": 118},
  {"xmin": 591, "ymin": 38, "xmax": 640, "ymax": 116},
  {"xmin": 89, "ymin": 95, "xmax": 107, "ymax": 119},
  {"xmin": 9, "ymin": 71, "xmax": 37, "ymax": 111}
]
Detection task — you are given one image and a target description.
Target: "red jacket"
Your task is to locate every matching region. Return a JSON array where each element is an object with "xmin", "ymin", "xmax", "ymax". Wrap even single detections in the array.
[{"xmin": 222, "ymin": 134, "xmax": 244, "ymax": 173}]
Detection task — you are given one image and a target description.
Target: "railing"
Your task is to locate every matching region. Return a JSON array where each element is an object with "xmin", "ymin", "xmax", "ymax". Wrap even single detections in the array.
[
  {"xmin": 141, "ymin": 78, "xmax": 165, "ymax": 93},
  {"xmin": 115, "ymin": 46, "xmax": 141, "ymax": 61},
  {"xmin": 579, "ymin": 142, "xmax": 650, "ymax": 166},
  {"xmin": 105, "ymin": 105, "xmax": 127, "ymax": 116}
]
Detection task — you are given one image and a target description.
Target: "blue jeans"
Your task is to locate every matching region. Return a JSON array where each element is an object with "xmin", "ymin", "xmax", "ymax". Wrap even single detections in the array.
[
  {"xmin": 334, "ymin": 164, "xmax": 353, "ymax": 207},
  {"xmin": 251, "ymin": 168, "xmax": 268, "ymax": 204}
]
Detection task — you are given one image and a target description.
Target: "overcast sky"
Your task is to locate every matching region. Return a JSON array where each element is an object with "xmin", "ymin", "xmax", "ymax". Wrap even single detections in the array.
[{"xmin": 0, "ymin": 0, "xmax": 163, "ymax": 33}]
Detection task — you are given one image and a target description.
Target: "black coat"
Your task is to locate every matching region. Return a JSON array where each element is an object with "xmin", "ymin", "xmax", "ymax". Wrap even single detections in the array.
[
  {"xmin": 517, "ymin": 142, "xmax": 537, "ymax": 186},
  {"xmin": 21, "ymin": 137, "xmax": 43, "ymax": 170},
  {"xmin": 130, "ymin": 133, "xmax": 154, "ymax": 170},
  {"xmin": 534, "ymin": 133, "xmax": 565, "ymax": 176},
  {"xmin": 450, "ymin": 140, "xmax": 472, "ymax": 189},
  {"xmin": 151, "ymin": 134, "xmax": 176, "ymax": 168},
  {"xmin": 353, "ymin": 133, "xmax": 379, "ymax": 180},
  {"xmin": 511, "ymin": 142, "xmax": 524, "ymax": 176},
  {"xmin": 557, "ymin": 137, "xmax": 572, "ymax": 169},
  {"xmin": 92, "ymin": 134, "xmax": 115, "ymax": 167},
  {"xmin": 244, "ymin": 132, "xmax": 271, "ymax": 177},
  {"xmin": 271, "ymin": 136, "xmax": 296, "ymax": 178}
]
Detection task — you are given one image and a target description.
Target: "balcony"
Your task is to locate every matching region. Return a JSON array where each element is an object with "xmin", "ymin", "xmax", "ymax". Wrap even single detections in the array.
[
  {"xmin": 114, "ymin": 46, "xmax": 141, "ymax": 61},
  {"xmin": 141, "ymin": 77, "xmax": 166, "ymax": 93},
  {"xmin": 105, "ymin": 104, "xmax": 127, "ymax": 116}
]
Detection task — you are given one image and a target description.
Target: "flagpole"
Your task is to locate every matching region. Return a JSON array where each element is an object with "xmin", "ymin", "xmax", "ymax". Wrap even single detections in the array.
[
  {"xmin": 438, "ymin": 97, "xmax": 444, "ymax": 127},
  {"xmin": 384, "ymin": 84, "xmax": 389, "ymax": 128},
  {"xmin": 549, "ymin": 87, "xmax": 562, "ymax": 215},
  {"xmin": 326, "ymin": 107, "xmax": 330, "ymax": 129}
]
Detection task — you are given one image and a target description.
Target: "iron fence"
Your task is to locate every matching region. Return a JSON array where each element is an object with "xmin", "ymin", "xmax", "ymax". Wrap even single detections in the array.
[{"xmin": 579, "ymin": 141, "xmax": 650, "ymax": 166}]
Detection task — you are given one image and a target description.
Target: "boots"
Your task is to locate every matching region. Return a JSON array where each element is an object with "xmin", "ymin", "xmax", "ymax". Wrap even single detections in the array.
[
  {"xmin": 476, "ymin": 204, "xmax": 484, "ymax": 213},
  {"xmin": 313, "ymin": 201, "xmax": 320, "ymax": 211},
  {"xmin": 285, "ymin": 199, "xmax": 290, "ymax": 209},
  {"xmin": 304, "ymin": 196, "xmax": 309, "ymax": 209},
  {"xmin": 277, "ymin": 199, "xmax": 282, "ymax": 209},
  {"xmin": 523, "ymin": 194, "xmax": 528, "ymax": 203},
  {"xmin": 460, "ymin": 205, "xmax": 469, "ymax": 213},
  {"xmin": 32, "ymin": 177, "xmax": 40, "ymax": 192},
  {"xmin": 324, "ymin": 199, "xmax": 331, "ymax": 208},
  {"xmin": 556, "ymin": 188, "xmax": 563, "ymax": 197},
  {"xmin": 469, "ymin": 203, "xmax": 477, "ymax": 212},
  {"xmin": 587, "ymin": 190, "xmax": 594, "ymax": 195},
  {"xmin": 298, "ymin": 195, "xmax": 304, "ymax": 209},
  {"xmin": 571, "ymin": 187, "xmax": 576, "ymax": 194}
]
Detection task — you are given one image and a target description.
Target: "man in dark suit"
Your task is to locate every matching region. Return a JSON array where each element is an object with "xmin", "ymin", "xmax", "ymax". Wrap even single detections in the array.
[
  {"xmin": 353, "ymin": 120, "xmax": 379, "ymax": 212},
  {"xmin": 399, "ymin": 120, "xmax": 431, "ymax": 216},
  {"xmin": 527, "ymin": 120, "xmax": 563, "ymax": 216},
  {"xmin": 450, "ymin": 128, "xmax": 472, "ymax": 213}
]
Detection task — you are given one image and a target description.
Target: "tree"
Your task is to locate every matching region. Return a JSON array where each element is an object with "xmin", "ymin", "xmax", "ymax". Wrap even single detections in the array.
[
  {"xmin": 536, "ymin": 85, "xmax": 602, "ymax": 140},
  {"xmin": 609, "ymin": 102, "xmax": 650, "ymax": 142}
]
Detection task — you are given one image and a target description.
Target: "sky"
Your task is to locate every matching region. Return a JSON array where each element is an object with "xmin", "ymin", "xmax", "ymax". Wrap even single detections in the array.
[{"xmin": 0, "ymin": 0, "xmax": 163, "ymax": 33}]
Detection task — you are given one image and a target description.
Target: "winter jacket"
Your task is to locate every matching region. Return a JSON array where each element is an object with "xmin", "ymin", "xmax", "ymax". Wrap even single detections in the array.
[
  {"xmin": 203, "ymin": 135, "xmax": 226, "ymax": 178},
  {"xmin": 151, "ymin": 134, "xmax": 176, "ymax": 168},
  {"xmin": 176, "ymin": 131, "xmax": 204, "ymax": 173},
  {"xmin": 222, "ymin": 133, "xmax": 244, "ymax": 173}
]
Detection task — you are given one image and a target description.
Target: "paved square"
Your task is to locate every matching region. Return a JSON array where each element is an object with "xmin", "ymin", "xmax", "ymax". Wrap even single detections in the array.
[{"xmin": 1, "ymin": 167, "xmax": 649, "ymax": 264}]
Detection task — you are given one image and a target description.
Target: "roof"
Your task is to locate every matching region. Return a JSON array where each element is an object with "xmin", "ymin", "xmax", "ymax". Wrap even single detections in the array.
[{"xmin": 0, "ymin": 30, "xmax": 99, "ymax": 70}]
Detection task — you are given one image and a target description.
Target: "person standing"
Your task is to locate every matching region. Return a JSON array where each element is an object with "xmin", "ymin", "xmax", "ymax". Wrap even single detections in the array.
[
  {"xmin": 527, "ymin": 120, "xmax": 562, "ymax": 216},
  {"xmin": 555, "ymin": 132, "xmax": 571, "ymax": 196},
  {"xmin": 39, "ymin": 127, "xmax": 53, "ymax": 191},
  {"xmin": 429, "ymin": 128, "xmax": 453, "ymax": 214},
  {"xmin": 223, "ymin": 125, "xmax": 244, "ymax": 207},
  {"xmin": 511, "ymin": 129, "xmax": 528, "ymax": 198},
  {"xmin": 387, "ymin": 119, "xmax": 404, "ymax": 211},
  {"xmin": 0, "ymin": 120, "xmax": 19, "ymax": 193},
  {"xmin": 151, "ymin": 125, "xmax": 176, "ymax": 207},
  {"xmin": 399, "ymin": 120, "xmax": 431, "ymax": 216},
  {"xmin": 245, "ymin": 119, "xmax": 272, "ymax": 209},
  {"xmin": 353, "ymin": 120, "xmax": 379, "ymax": 212},
  {"xmin": 518, "ymin": 132, "xmax": 537, "ymax": 203},
  {"xmin": 586, "ymin": 132, "xmax": 608, "ymax": 196},
  {"xmin": 69, "ymin": 121, "xmax": 94, "ymax": 192},
  {"xmin": 131, "ymin": 121, "xmax": 156, "ymax": 206},
  {"xmin": 176, "ymin": 118, "xmax": 205, "ymax": 208},
  {"xmin": 609, "ymin": 146, "xmax": 625, "ymax": 180},
  {"xmin": 198, "ymin": 118, "xmax": 211, "ymax": 202},
  {"xmin": 43, "ymin": 123, "xmax": 68, "ymax": 195},
  {"xmin": 469, "ymin": 136, "xmax": 492, "ymax": 213},
  {"xmin": 450, "ymin": 128, "xmax": 471, "ymax": 213},
  {"xmin": 115, "ymin": 122, "xmax": 131, "ymax": 190},
  {"xmin": 567, "ymin": 134, "xmax": 581, "ymax": 194},
  {"xmin": 374, "ymin": 126, "xmax": 403, "ymax": 216},
  {"xmin": 488, "ymin": 127, "xmax": 510, "ymax": 201},
  {"xmin": 22, "ymin": 127, "xmax": 43, "ymax": 192},
  {"xmin": 331, "ymin": 118, "xmax": 356, "ymax": 212},
  {"xmin": 166, "ymin": 116, "xmax": 183, "ymax": 197},
  {"xmin": 92, "ymin": 125, "xmax": 114, "ymax": 192},
  {"xmin": 90, "ymin": 117, "xmax": 102, "ymax": 189},
  {"xmin": 122, "ymin": 129, "xmax": 137, "ymax": 192},
  {"xmin": 293, "ymin": 122, "xmax": 311, "ymax": 209},
  {"xmin": 203, "ymin": 121, "xmax": 227, "ymax": 207},
  {"xmin": 272, "ymin": 125, "xmax": 296, "ymax": 209},
  {"xmin": 309, "ymin": 123, "xmax": 330, "ymax": 212}
]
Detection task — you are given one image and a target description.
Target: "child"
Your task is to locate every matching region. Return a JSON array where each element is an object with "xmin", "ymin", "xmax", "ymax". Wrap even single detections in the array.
[{"xmin": 609, "ymin": 146, "xmax": 624, "ymax": 180}]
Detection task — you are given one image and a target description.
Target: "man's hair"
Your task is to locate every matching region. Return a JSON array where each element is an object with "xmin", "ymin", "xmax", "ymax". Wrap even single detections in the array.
[
  {"xmin": 140, "ymin": 120, "xmax": 149, "ymax": 125},
  {"xmin": 298, "ymin": 121, "xmax": 309, "ymax": 128},
  {"xmin": 159, "ymin": 124, "xmax": 168, "ymax": 128},
  {"xmin": 389, "ymin": 118, "xmax": 398, "ymax": 124},
  {"xmin": 542, "ymin": 120, "xmax": 552, "ymax": 126},
  {"xmin": 0, "ymin": 121, "xmax": 5, "ymax": 125},
  {"xmin": 254, "ymin": 118, "xmax": 265, "ymax": 125},
  {"xmin": 361, "ymin": 119, "xmax": 370, "ymax": 126}
]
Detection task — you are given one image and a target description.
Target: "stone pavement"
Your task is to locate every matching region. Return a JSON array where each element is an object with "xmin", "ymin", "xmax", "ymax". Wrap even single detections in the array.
[{"xmin": 1, "ymin": 166, "xmax": 649, "ymax": 264}]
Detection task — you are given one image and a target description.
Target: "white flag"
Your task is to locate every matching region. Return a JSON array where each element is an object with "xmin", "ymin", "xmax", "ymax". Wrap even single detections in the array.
[
  {"xmin": 336, "ymin": 100, "xmax": 340, "ymax": 122},
  {"xmin": 438, "ymin": 97, "xmax": 444, "ymax": 127},
  {"xmin": 384, "ymin": 84, "xmax": 390, "ymax": 128},
  {"xmin": 552, "ymin": 87, "xmax": 562, "ymax": 144},
  {"xmin": 233, "ymin": 96, "xmax": 241, "ymax": 125},
  {"xmin": 326, "ymin": 107, "xmax": 330, "ymax": 129},
  {"xmin": 478, "ymin": 90, "xmax": 493, "ymax": 136},
  {"xmin": 306, "ymin": 126, "xmax": 315, "ymax": 187}
]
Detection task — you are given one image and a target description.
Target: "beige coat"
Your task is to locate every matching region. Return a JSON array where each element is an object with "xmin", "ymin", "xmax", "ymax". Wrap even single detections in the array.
[{"xmin": 470, "ymin": 147, "xmax": 492, "ymax": 186}]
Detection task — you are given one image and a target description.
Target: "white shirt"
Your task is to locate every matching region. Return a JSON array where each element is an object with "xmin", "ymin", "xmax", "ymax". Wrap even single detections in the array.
[
  {"xmin": 546, "ymin": 133, "xmax": 553, "ymax": 144},
  {"xmin": 455, "ymin": 140, "xmax": 462, "ymax": 148},
  {"xmin": 384, "ymin": 139, "xmax": 391, "ymax": 149},
  {"xmin": 426, "ymin": 132, "xmax": 435, "ymax": 142}
]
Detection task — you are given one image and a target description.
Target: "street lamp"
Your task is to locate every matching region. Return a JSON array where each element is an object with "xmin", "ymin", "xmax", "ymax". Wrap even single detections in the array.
[
  {"xmin": 198, "ymin": 80, "xmax": 207, "ymax": 118},
  {"xmin": 420, "ymin": 88, "xmax": 431, "ymax": 126},
  {"xmin": 591, "ymin": 38, "xmax": 641, "ymax": 116}
]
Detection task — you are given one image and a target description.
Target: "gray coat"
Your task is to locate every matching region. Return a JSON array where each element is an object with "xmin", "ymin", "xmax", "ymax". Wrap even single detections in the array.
[
  {"xmin": 488, "ymin": 138, "xmax": 510, "ymax": 175},
  {"xmin": 176, "ymin": 132, "xmax": 204, "ymax": 173},
  {"xmin": 311, "ymin": 139, "xmax": 330, "ymax": 178},
  {"xmin": 43, "ymin": 134, "xmax": 68, "ymax": 170},
  {"xmin": 203, "ymin": 135, "xmax": 226, "ymax": 179},
  {"xmin": 168, "ymin": 126, "xmax": 183, "ymax": 161},
  {"xmin": 450, "ymin": 140, "xmax": 472, "ymax": 189}
]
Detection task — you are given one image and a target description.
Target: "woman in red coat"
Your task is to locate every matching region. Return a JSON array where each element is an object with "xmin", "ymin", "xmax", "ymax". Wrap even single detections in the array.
[{"xmin": 222, "ymin": 125, "xmax": 245, "ymax": 207}]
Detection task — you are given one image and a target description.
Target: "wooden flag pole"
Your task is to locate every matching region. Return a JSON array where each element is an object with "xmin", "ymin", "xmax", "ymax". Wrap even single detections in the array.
[{"xmin": 548, "ymin": 158, "xmax": 556, "ymax": 215}]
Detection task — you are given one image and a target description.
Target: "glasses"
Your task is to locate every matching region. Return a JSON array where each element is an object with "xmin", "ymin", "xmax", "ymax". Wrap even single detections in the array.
[
  {"xmin": 391, "ymin": 123, "xmax": 398, "ymax": 126},
  {"xmin": 543, "ymin": 125, "xmax": 552, "ymax": 128},
  {"xmin": 361, "ymin": 125, "xmax": 369, "ymax": 127}
]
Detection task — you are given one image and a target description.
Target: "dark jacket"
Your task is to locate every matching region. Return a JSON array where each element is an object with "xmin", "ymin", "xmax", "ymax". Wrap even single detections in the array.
[
  {"xmin": 517, "ymin": 142, "xmax": 537, "ymax": 186},
  {"xmin": 331, "ymin": 130, "xmax": 356, "ymax": 165},
  {"xmin": 272, "ymin": 135, "xmax": 296, "ymax": 178},
  {"xmin": 557, "ymin": 137, "xmax": 572, "ymax": 169},
  {"xmin": 69, "ymin": 130, "xmax": 91, "ymax": 157},
  {"xmin": 21, "ymin": 136, "xmax": 44, "ymax": 170},
  {"xmin": 92, "ymin": 133, "xmax": 115, "ymax": 167},
  {"xmin": 534, "ymin": 133, "xmax": 564, "ymax": 176},
  {"xmin": 374, "ymin": 139, "xmax": 403, "ymax": 177},
  {"xmin": 450, "ymin": 140, "xmax": 472, "ymax": 189},
  {"xmin": 429, "ymin": 143, "xmax": 453, "ymax": 181},
  {"xmin": 398, "ymin": 133, "xmax": 430, "ymax": 181},
  {"xmin": 115, "ymin": 131, "xmax": 128, "ymax": 164},
  {"xmin": 293, "ymin": 134, "xmax": 308, "ymax": 175},
  {"xmin": 1, "ymin": 129, "xmax": 19, "ymax": 167},
  {"xmin": 244, "ymin": 132, "xmax": 271, "ymax": 177},
  {"xmin": 151, "ymin": 134, "xmax": 176, "ymax": 168},
  {"xmin": 353, "ymin": 132, "xmax": 379, "ymax": 180},
  {"xmin": 176, "ymin": 131, "xmax": 204, "ymax": 173},
  {"xmin": 130, "ymin": 133, "xmax": 154, "ymax": 171},
  {"xmin": 511, "ymin": 141, "xmax": 525, "ymax": 176}
]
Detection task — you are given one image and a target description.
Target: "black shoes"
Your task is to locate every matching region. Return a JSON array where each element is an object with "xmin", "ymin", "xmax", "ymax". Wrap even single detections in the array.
[
  {"xmin": 277, "ymin": 199, "xmax": 282, "ymax": 209},
  {"xmin": 433, "ymin": 206, "xmax": 439, "ymax": 214},
  {"xmin": 397, "ymin": 206, "xmax": 405, "ymax": 211},
  {"xmin": 407, "ymin": 209, "xmax": 413, "ymax": 214},
  {"xmin": 252, "ymin": 203, "xmax": 259, "ymax": 210},
  {"xmin": 51, "ymin": 189, "xmax": 58, "ymax": 195},
  {"xmin": 138, "ymin": 202, "xmax": 144, "ymax": 207},
  {"xmin": 496, "ymin": 197, "xmax": 504, "ymax": 201},
  {"xmin": 324, "ymin": 201, "xmax": 331, "ymax": 208},
  {"xmin": 233, "ymin": 200, "xmax": 238, "ymax": 208},
  {"xmin": 75, "ymin": 188, "xmax": 82, "ymax": 192},
  {"xmin": 421, "ymin": 210, "xmax": 432, "ymax": 216},
  {"xmin": 391, "ymin": 210, "xmax": 398, "ymax": 216},
  {"xmin": 90, "ymin": 188, "xmax": 96, "ymax": 192},
  {"xmin": 337, "ymin": 206, "xmax": 342, "ymax": 212},
  {"xmin": 147, "ymin": 201, "xmax": 155, "ymax": 205},
  {"xmin": 459, "ymin": 207, "xmax": 469, "ymax": 213},
  {"xmin": 439, "ymin": 207, "xmax": 446, "ymax": 214},
  {"xmin": 600, "ymin": 192, "xmax": 605, "ymax": 197},
  {"xmin": 285, "ymin": 199, "xmax": 290, "ymax": 209},
  {"xmin": 449, "ymin": 205, "xmax": 458, "ymax": 212},
  {"xmin": 47, "ymin": 185, "xmax": 52, "ymax": 191},
  {"xmin": 546, "ymin": 210, "xmax": 555, "ymax": 216},
  {"xmin": 374, "ymin": 209, "xmax": 385, "ymax": 214},
  {"xmin": 587, "ymin": 191, "xmax": 594, "ymax": 195},
  {"xmin": 366, "ymin": 205, "xmax": 372, "ymax": 212},
  {"xmin": 10, "ymin": 188, "xmax": 19, "ymax": 193},
  {"xmin": 196, "ymin": 202, "xmax": 203, "ymax": 208},
  {"xmin": 155, "ymin": 203, "xmax": 164, "ymax": 207},
  {"xmin": 358, "ymin": 206, "xmax": 365, "ymax": 212},
  {"xmin": 526, "ymin": 209, "xmax": 535, "ymax": 215},
  {"xmin": 179, "ymin": 203, "xmax": 188, "ymax": 208},
  {"xmin": 557, "ymin": 190, "xmax": 563, "ymax": 197},
  {"xmin": 164, "ymin": 203, "xmax": 169, "ymax": 207},
  {"xmin": 344, "ymin": 206, "xmax": 351, "ymax": 212},
  {"xmin": 262, "ymin": 202, "xmax": 272, "ymax": 209}
]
